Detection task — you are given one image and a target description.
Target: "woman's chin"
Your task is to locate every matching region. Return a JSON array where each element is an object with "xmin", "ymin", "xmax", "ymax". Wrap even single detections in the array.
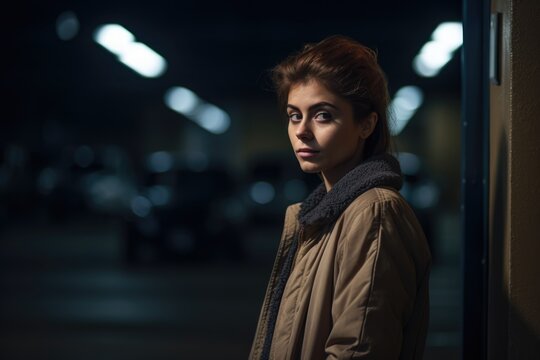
[{"xmin": 298, "ymin": 162, "xmax": 322, "ymax": 174}]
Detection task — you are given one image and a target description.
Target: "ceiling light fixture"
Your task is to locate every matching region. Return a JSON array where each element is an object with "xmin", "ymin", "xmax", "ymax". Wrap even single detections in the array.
[
  {"xmin": 164, "ymin": 87, "xmax": 231, "ymax": 134},
  {"xmin": 413, "ymin": 22, "xmax": 463, "ymax": 77},
  {"xmin": 94, "ymin": 24, "xmax": 167, "ymax": 78},
  {"xmin": 389, "ymin": 86, "xmax": 424, "ymax": 135}
]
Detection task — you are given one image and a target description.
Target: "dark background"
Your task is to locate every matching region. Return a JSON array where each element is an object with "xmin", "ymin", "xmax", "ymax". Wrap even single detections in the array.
[{"xmin": 1, "ymin": 1, "xmax": 462, "ymax": 359}]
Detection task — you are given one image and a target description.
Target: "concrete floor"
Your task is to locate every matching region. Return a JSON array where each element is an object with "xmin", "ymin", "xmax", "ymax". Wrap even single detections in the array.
[{"xmin": 0, "ymin": 212, "xmax": 461, "ymax": 359}]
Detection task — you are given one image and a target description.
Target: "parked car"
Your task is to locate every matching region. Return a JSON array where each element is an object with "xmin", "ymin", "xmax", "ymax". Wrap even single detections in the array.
[{"xmin": 122, "ymin": 155, "xmax": 246, "ymax": 265}]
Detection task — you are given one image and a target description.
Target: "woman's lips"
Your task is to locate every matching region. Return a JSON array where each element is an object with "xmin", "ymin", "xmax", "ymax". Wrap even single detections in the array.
[{"xmin": 296, "ymin": 148, "xmax": 320, "ymax": 159}]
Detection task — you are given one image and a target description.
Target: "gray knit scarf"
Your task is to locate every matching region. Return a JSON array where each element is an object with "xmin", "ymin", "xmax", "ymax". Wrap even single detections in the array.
[{"xmin": 299, "ymin": 152, "xmax": 403, "ymax": 226}]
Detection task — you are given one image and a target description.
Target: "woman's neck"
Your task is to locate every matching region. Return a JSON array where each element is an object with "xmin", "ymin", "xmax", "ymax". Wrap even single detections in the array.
[{"xmin": 321, "ymin": 150, "xmax": 365, "ymax": 191}]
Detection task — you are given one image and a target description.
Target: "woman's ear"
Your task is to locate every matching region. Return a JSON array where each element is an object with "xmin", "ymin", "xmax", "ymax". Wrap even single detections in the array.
[{"xmin": 359, "ymin": 112, "xmax": 378, "ymax": 140}]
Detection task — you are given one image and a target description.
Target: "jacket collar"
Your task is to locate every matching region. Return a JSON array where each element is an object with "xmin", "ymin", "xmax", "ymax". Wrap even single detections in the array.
[{"xmin": 298, "ymin": 152, "xmax": 403, "ymax": 227}]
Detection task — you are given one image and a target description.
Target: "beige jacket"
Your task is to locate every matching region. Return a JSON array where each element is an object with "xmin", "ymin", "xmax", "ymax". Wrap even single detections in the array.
[{"xmin": 250, "ymin": 154, "xmax": 431, "ymax": 360}]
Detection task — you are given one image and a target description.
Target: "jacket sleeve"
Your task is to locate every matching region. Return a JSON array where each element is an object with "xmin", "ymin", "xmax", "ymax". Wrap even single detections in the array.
[{"xmin": 325, "ymin": 198, "xmax": 427, "ymax": 359}]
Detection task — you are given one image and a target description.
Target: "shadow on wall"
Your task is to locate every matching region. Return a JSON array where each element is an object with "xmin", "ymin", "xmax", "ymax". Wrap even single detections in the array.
[
  {"xmin": 489, "ymin": 127, "xmax": 540, "ymax": 357},
  {"xmin": 488, "ymin": 126, "xmax": 509, "ymax": 357}
]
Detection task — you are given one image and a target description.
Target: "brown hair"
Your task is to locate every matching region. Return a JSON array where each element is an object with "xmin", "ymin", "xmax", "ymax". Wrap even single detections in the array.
[{"xmin": 271, "ymin": 35, "xmax": 392, "ymax": 159}]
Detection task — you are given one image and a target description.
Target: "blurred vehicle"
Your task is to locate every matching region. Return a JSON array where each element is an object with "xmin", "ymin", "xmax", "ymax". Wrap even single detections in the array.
[
  {"xmin": 34, "ymin": 144, "xmax": 135, "ymax": 222},
  {"xmin": 122, "ymin": 152, "xmax": 246, "ymax": 265},
  {"xmin": 0, "ymin": 144, "xmax": 36, "ymax": 223}
]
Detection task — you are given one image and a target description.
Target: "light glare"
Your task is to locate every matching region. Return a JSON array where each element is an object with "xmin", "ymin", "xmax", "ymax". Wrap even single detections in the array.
[
  {"xmin": 413, "ymin": 22, "xmax": 463, "ymax": 77},
  {"xmin": 164, "ymin": 87, "xmax": 200, "ymax": 114},
  {"xmin": 394, "ymin": 86, "xmax": 423, "ymax": 111},
  {"xmin": 397, "ymin": 152, "xmax": 421, "ymax": 176},
  {"xmin": 419, "ymin": 41, "xmax": 453, "ymax": 69},
  {"xmin": 118, "ymin": 42, "xmax": 167, "ymax": 78},
  {"xmin": 164, "ymin": 87, "xmax": 231, "ymax": 134},
  {"xmin": 94, "ymin": 24, "xmax": 135, "ymax": 55},
  {"xmin": 413, "ymin": 56, "xmax": 440, "ymax": 77},
  {"xmin": 131, "ymin": 196, "xmax": 152, "ymax": 217},
  {"xmin": 250, "ymin": 181, "xmax": 275, "ymax": 205},
  {"xmin": 195, "ymin": 104, "xmax": 231, "ymax": 134},
  {"xmin": 93, "ymin": 24, "xmax": 167, "ymax": 78},
  {"xmin": 56, "ymin": 11, "xmax": 79, "ymax": 40},
  {"xmin": 390, "ymin": 86, "xmax": 424, "ymax": 135},
  {"xmin": 432, "ymin": 22, "xmax": 463, "ymax": 52}
]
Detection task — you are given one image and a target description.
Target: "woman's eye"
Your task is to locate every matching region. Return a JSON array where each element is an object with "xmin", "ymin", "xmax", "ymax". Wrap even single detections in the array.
[
  {"xmin": 288, "ymin": 113, "xmax": 301, "ymax": 122},
  {"xmin": 315, "ymin": 112, "xmax": 332, "ymax": 121}
]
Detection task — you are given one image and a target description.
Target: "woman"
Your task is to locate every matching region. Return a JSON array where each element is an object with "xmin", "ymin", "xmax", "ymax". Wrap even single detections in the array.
[{"xmin": 249, "ymin": 35, "xmax": 431, "ymax": 360}]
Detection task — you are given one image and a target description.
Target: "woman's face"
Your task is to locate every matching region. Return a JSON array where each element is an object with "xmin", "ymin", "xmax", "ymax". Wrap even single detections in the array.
[{"xmin": 287, "ymin": 79, "xmax": 373, "ymax": 189}]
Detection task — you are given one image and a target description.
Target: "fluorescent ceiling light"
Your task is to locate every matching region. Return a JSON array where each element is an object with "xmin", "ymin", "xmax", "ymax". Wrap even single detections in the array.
[
  {"xmin": 94, "ymin": 24, "xmax": 167, "ymax": 78},
  {"xmin": 413, "ymin": 55, "xmax": 441, "ymax": 77},
  {"xmin": 94, "ymin": 24, "xmax": 135, "ymax": 55},
  {"xmin": 413, "ymin": 21, "xmax": 462, "ymax": 77},
  {"xmin": 193, "ymin": 103, "xmax": 231, "ymax": 134},
  {"xmin": 418, "ymin": 41, "xmax": 453, "ymax": 69},
  {"xmin": 164, "ymin": 87, "xmax": 231, "ymax": 134},
  {"xmin": 394, "ymin": 86, "xmax": 424, "ymax": 111},
  {"xmin": 390, "ymin": 86, "xmax": 424, "ymax": 135},
  {"xmin": 164, "ymin": 87, "xmax": 200, "ymax": 115},
  {"xmin": 432, "ymin": 22, "xmax": 463, "ymax": 52},
  {"xmin": 117, "ymin": 42, "xmax": 167, "ymax": 78}
]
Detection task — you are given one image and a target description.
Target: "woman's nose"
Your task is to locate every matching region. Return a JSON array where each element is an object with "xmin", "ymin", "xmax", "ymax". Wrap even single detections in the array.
[{"xmin": 296, "ymin": 119, "xmax": 313, "ymax": 140}]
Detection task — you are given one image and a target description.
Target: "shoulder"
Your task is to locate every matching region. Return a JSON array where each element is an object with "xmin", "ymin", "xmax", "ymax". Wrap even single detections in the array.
[
  {"xmin": 281, "ymin": 202, "xmax": 301, "ymax": 235},
  {"xmin": 338, "ymin": 186, "xmax": 431, "ymax": 266},
  {"xmin": 337, "ymin": 187, "xmax": 427, "ymax": 251},
  {"xmin": 342, "ymin": 186, "xmax": 412, "ymax": 220},
  {"xmin": 285, "ymin": 202, "xmax": 302, "ymax": 218}
]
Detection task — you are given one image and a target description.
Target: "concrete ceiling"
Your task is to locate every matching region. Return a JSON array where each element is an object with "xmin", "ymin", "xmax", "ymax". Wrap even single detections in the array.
[{"xmin": 3, "ymin": 0, "xmax": 462, "ymax": 136}]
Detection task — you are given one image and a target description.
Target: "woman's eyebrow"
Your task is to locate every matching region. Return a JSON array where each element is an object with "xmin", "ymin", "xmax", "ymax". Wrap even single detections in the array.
[{"xmin": 287, "ymin": 102, "xmax": 338, "ymax": 111}]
